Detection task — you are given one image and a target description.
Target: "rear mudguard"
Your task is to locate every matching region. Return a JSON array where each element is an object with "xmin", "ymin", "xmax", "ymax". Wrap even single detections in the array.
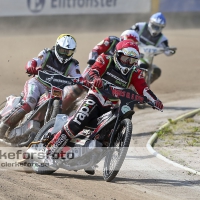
[{"xmin": 0, "ymin": 95, "xmax": 22, "ymax": 120}]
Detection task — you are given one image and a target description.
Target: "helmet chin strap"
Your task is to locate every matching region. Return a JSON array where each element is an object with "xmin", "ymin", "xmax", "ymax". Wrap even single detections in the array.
[{"xmin": 114, "ymin": 53, "xmax": 133, "ymax": 75}]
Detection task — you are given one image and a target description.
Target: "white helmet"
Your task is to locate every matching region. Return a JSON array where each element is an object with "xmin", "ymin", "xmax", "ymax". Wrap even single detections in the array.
[
  {"xmin": 55, "ymin": 34, "xmax": 76, "ymax": 64},
  {"xmin": 120, "ymin": 30, "xmax": 140, "ymax": 44}
]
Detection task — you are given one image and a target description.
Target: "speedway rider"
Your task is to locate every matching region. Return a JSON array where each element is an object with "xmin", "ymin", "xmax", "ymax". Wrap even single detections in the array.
[
  {"xmin": 0, "ymin": 34, "xmax": 84, "ymax": 139},
  {"xmin": 130, "ymin": 12, "xmax": 176, "ymax": 83},
  {"xmin": 37, "ymin": 40, "xmax": 163, "ymax": 174},
  {"xmin": 65, "ymin": 29, "xmax": 141, "ymax": 114},
  {"xmin": 82, "ymin": 29, "xmax": 140, "ymax": 78}
]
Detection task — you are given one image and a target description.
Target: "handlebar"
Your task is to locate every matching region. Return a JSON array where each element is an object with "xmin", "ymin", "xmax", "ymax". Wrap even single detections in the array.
[
  {"xmin": 139, "ymin": 44, "xmax": 177, "ymax": 55},
  {"xmin": 78, "ymin": 81, "xmax": 163, "ymax": 111},
  {"xmin": 165, "ymin": 47, "xmax": 177, "ymax": 51}
]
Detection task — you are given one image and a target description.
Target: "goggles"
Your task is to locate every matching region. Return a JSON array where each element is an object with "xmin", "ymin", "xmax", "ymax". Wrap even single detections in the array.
[
  {"xmin": 150, "ymin": 23, "xmax": 163, "ymax": 32},
  {"xmin": 58, "ymin": 47, "xmax": 74, "ymax": 56},
  {"xmin": 119, "ymin": 55, "xmax": 137, "ymax": 66}
]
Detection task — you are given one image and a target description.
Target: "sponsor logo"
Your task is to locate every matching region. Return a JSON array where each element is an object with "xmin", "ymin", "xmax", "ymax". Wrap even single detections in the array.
[
  {"xmin": 45, "ymin": 75, "xmax": 72, "ymax": 85},
  {"xmin": 46, "ymin": 76, "xmax": 54, "ymax": 82},
  {"xmin": 106, "ymin": 72, "xmax": 127, "ymax": 85},
  {"xmin": 53, "ymin": 79, "xmax": 72, "ymax": 85},
  {"xmin": 110, "ymin": 87, "xmax": 144, "ymax": 102},
  {"xmin": 73, "ymin": 99, "xmax": 95, "ymax": 125},
  {"xmin": 138, "ymin": 70, "xmax": 144, "ymax": 79},
  {"xmin": 27, "ymin": 0, "xmax": 45, "ymax": 13},
  {"xmin": 64, "ymin": 125, "xmax": 75, "ymax": 139},
  {"xmin": 121, "ymin": 105, "xmax": 131, "ymax": 114},
  {"xmin": 50, "ymin": 133, "xmax": 67, "ymax": 155},
  {"xmin": 96, "ymin": 55, "xmax": 105, "ymax": 64},
  {"xmin": 46, "ymin": 65, "xmax": 63, "ymax": 74}
]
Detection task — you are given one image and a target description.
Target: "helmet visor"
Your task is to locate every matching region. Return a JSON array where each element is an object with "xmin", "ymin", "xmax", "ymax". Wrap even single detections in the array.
[
  {"xmin": 119, "ymin": 55, "xmax": 137, "ymax": 66},
  {"xmin": 149, "ymin": 23, "xmax": 163, "ymax": 35},
  {"xmin": 57, "ymin": 46, "xmax": 75, "ymax": 56}
]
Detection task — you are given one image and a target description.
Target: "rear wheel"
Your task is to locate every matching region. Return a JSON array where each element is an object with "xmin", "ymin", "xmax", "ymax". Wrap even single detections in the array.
[
  {"xmin": 31, "ymin": 118, "xmax": 56, "ymax": 174},
  {"xmin": 103, "ymin": 118, "xmax": 132, "ymax": 182}
]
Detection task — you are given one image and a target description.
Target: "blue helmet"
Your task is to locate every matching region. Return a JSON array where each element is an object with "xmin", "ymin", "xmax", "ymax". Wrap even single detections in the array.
[{"xmin": 148, "ymin": 12, "xmax": 166, "ymax": 36}]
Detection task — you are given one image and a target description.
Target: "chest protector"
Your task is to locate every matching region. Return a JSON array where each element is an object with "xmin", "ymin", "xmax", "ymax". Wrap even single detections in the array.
[
  {"xmin": 41, "ymin": 49, "xmax": 78, "ymax": 76},
  {"xmin": 101, "ymin": 59, "xmax": 133, "ymax": 88},
  {"xmin": 140, "ymin": 23, "xmax": 162, "ymax": 46}
]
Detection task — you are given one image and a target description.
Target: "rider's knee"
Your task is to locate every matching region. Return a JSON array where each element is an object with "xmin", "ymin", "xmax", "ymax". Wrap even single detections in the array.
[
  {"xmin": 24, "ymin": 97, "xmax": 37, "ymax": 111},
  {"xmin": 21, "ymin": 102, "xmax": 32, "ymax": 113}
]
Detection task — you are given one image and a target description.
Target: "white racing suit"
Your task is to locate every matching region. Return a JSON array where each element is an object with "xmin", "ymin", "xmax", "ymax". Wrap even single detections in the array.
[
  {"xmin": 130, "ymin": 22, "xmax": 176, "ymax": 83},
  {"xmin": 0, "ymin": 47, "xmax": 82, "ymax": 138}
]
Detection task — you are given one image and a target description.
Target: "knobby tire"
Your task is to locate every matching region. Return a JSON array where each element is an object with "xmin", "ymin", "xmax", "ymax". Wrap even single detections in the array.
[{"xmin": 103, "ymin": 118, "xmax": 132, "ymax": 182}]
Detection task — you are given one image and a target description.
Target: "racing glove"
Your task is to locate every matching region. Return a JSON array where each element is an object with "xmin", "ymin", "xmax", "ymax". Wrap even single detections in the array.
[
  {"xmin": 164, "ymin": 49, "xmax": 176, "ymax": 56},
  {"xmin": 87, "ymin": 67, "xmax": 104, "ymax": 89},
  {"xmin": 143, "ymin": 87, "xmax": 163, "ymax": 110},
  {"xmin": 25, "ymin": 59, "xmax": 41, "ymax": 75},
  {"xmin": 75, "ymin": 77, "xmax": 92, "ymax": 88},
  {"xmin": 92, "ymin": 78, "xmax": 103, "ymax": 89},
  {"xmin": 153, "ymin": 99, "xmax": 163, "ymax": 110},
  {"xmin": 76, "ymin": 77, "xmax": 103, "ymax": 89}
]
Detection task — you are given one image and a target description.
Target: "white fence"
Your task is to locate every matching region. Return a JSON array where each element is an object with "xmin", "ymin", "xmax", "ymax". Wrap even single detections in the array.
[{"xmin": 0, "ymin": 0, "xmax": 151, "ymax": 16}]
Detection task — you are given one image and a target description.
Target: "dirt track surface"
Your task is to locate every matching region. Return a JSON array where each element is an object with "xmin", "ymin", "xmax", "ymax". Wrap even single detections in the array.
[{"xmin": 0, "ymin": 28, "xmax": 200, "ymax": 200}]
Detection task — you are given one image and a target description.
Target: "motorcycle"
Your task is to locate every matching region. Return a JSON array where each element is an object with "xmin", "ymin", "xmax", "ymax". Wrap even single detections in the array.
[
  {"xmin": 136, "ymin": 44, "xmax": 177, "ymax": 109},
  {"xmin": 24, "ymin": 82, "xmax": 156, "ymax": 182},
  {"xmin": 139, "ymin": 44, "xmax": 177, "ymax": 88},
  {"xmin": 0, "ymin": 70, "xmax": 80, "ymax": 147}
]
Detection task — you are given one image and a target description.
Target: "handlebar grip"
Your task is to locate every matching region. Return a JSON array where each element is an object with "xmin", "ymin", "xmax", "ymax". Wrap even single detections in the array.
[
  {"xmin": 147, "ymin": 101, "xmax": 154, "ymax": 107},
  {"xmin": 147, "ymin": 101, "xmax": 163, "ymax": 112},
  {"xmin": 76, "ymin": 80, "xmax": 93, "ymax": 89}
]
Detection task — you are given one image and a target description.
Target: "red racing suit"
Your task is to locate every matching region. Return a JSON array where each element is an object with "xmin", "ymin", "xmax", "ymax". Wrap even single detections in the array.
[
  {"xmin": 82, "ymin": 36, "xmax": 120, "ymax": 77},
  {"xmin": 86, "ymin": 53, "xmax": 158, "ymax": 106}
]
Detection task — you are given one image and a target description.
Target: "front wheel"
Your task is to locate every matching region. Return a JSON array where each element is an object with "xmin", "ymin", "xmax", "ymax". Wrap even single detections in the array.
[
  {"xmin": 136, "ymin": 103, "xmax": 146, "ymax": 109},
  {"xmin": 103, "ymin": 118, "xmax": 132, "ymax": 182},
  {"xmin": 31, "ymin": 118, "xmax": 56, "ymax": 174}
]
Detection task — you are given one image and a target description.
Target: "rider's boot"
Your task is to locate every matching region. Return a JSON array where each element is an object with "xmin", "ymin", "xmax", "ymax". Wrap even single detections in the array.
[
  {"xmin": 40, "ymin": 127, "xmax": 72, "ymax": 170},
  {"xmin": 0, "ymin": 103, "xmax": 31, "ymax": 139},
  {"xmin": 84, "ymin": 166, "xmax": 95, "ymax": 175}
]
